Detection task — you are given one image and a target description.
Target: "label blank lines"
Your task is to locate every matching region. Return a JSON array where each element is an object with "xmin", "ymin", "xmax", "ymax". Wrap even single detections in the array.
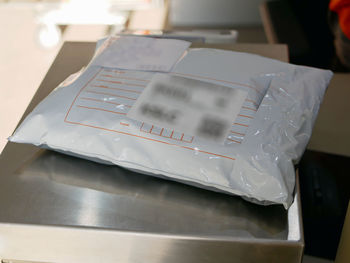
[
  {"xmin": 233, "ymin": 122, "xmax": 249, "ymax": 127},
  {"xmin": 101, "ymin": 74, "xmax": 150, "ymax": 82},
  {"xmin": 140, "ymin": 122, "xmax": 194, "ymax": 143},
  {"xmin": 96, "ymin": 79, "xmax": 146, "ymax": 88},
  {"xmin": 103, "ymin": 69, "xmax": 126, "ymax": 74},
  {"xmin": 80, "ymin": 97, "xmax": 132, "ymax": 108},
  {"xmin": 230, "ymin": 131, "xmax": 245, "ymax": 136},
  {"xmin": 91, "ymin": 84, "xmax": 142, "ymax": 94},
  {"xmin": 238, "ymin": 114, "xmax": 253, "ymax": 119},
  {"xmin": 76, "ymin": 105, "xmax": 126, "ymax": 115},
  {"xmin": 242, "ymin": 106, "xmax": 257, "ymax": 111},
  {"xmin": 85, "ymin": 90, "xmax": 137, "ymax": 101},
  {"xmin": 227, "ymin": 138, "xmax": 241, "ymax": 144}
]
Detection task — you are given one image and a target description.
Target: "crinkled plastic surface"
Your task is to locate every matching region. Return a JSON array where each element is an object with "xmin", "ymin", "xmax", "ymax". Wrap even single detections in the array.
[{"xmin": 9, "ymin": 37, "xmax": 333, "ymax": 209}]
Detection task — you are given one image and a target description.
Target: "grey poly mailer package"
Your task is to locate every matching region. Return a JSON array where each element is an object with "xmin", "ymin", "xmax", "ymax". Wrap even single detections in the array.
[{"xmin": 9, "ymin": 36, "xmax": 333, "ymax": 208}]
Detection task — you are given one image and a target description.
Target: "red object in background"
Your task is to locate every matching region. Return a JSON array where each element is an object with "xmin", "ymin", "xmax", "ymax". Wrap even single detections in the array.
[{"xmin": 330, "ymin": 0, "xmax": 350, "ymax": 39}]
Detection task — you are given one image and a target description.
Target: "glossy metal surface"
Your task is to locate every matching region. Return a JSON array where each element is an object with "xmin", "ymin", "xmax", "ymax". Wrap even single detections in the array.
[
  {"xmin": 0, "ymin": 144, "xmax": 288, "ymax": 238},
  {"xmin": 0, "ymin": 42, "xmax": 302, "ymax": 263}
]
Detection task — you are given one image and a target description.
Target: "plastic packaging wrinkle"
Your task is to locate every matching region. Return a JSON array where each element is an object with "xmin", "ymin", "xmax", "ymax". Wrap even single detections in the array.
[{"xmin": 8, "ymin": 37, "xmax": 333, "ymax": 209}]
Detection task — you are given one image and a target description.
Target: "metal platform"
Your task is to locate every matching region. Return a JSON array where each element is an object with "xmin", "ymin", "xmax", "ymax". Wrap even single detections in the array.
[{"xmin": 0, "ymin": 42, "xmax": 302, "ymax": 263}]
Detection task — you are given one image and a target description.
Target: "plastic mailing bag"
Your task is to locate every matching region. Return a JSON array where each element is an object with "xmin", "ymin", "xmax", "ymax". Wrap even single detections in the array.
[{"xmin": 9, "ymin": 37, "xmax": 333, "ymax": 208}]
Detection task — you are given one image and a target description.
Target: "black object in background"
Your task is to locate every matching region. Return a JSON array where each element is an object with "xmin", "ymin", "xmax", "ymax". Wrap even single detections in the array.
[
  {"xmin": 299, "ymin": 150, "xmax": 350, "ymax": 260},
  {"xmin": 262, "ymin": 0, "xmax": 335, "ymax": 69}
]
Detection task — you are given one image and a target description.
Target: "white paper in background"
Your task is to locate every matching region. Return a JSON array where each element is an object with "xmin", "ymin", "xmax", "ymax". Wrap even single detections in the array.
[
  {"xmin": 91, "ymin": 36, "xmax": 191, "ymax": 72},
  {"xmin": 127, "ymin": 74, "xmax": 248, "ymax": 143}
]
